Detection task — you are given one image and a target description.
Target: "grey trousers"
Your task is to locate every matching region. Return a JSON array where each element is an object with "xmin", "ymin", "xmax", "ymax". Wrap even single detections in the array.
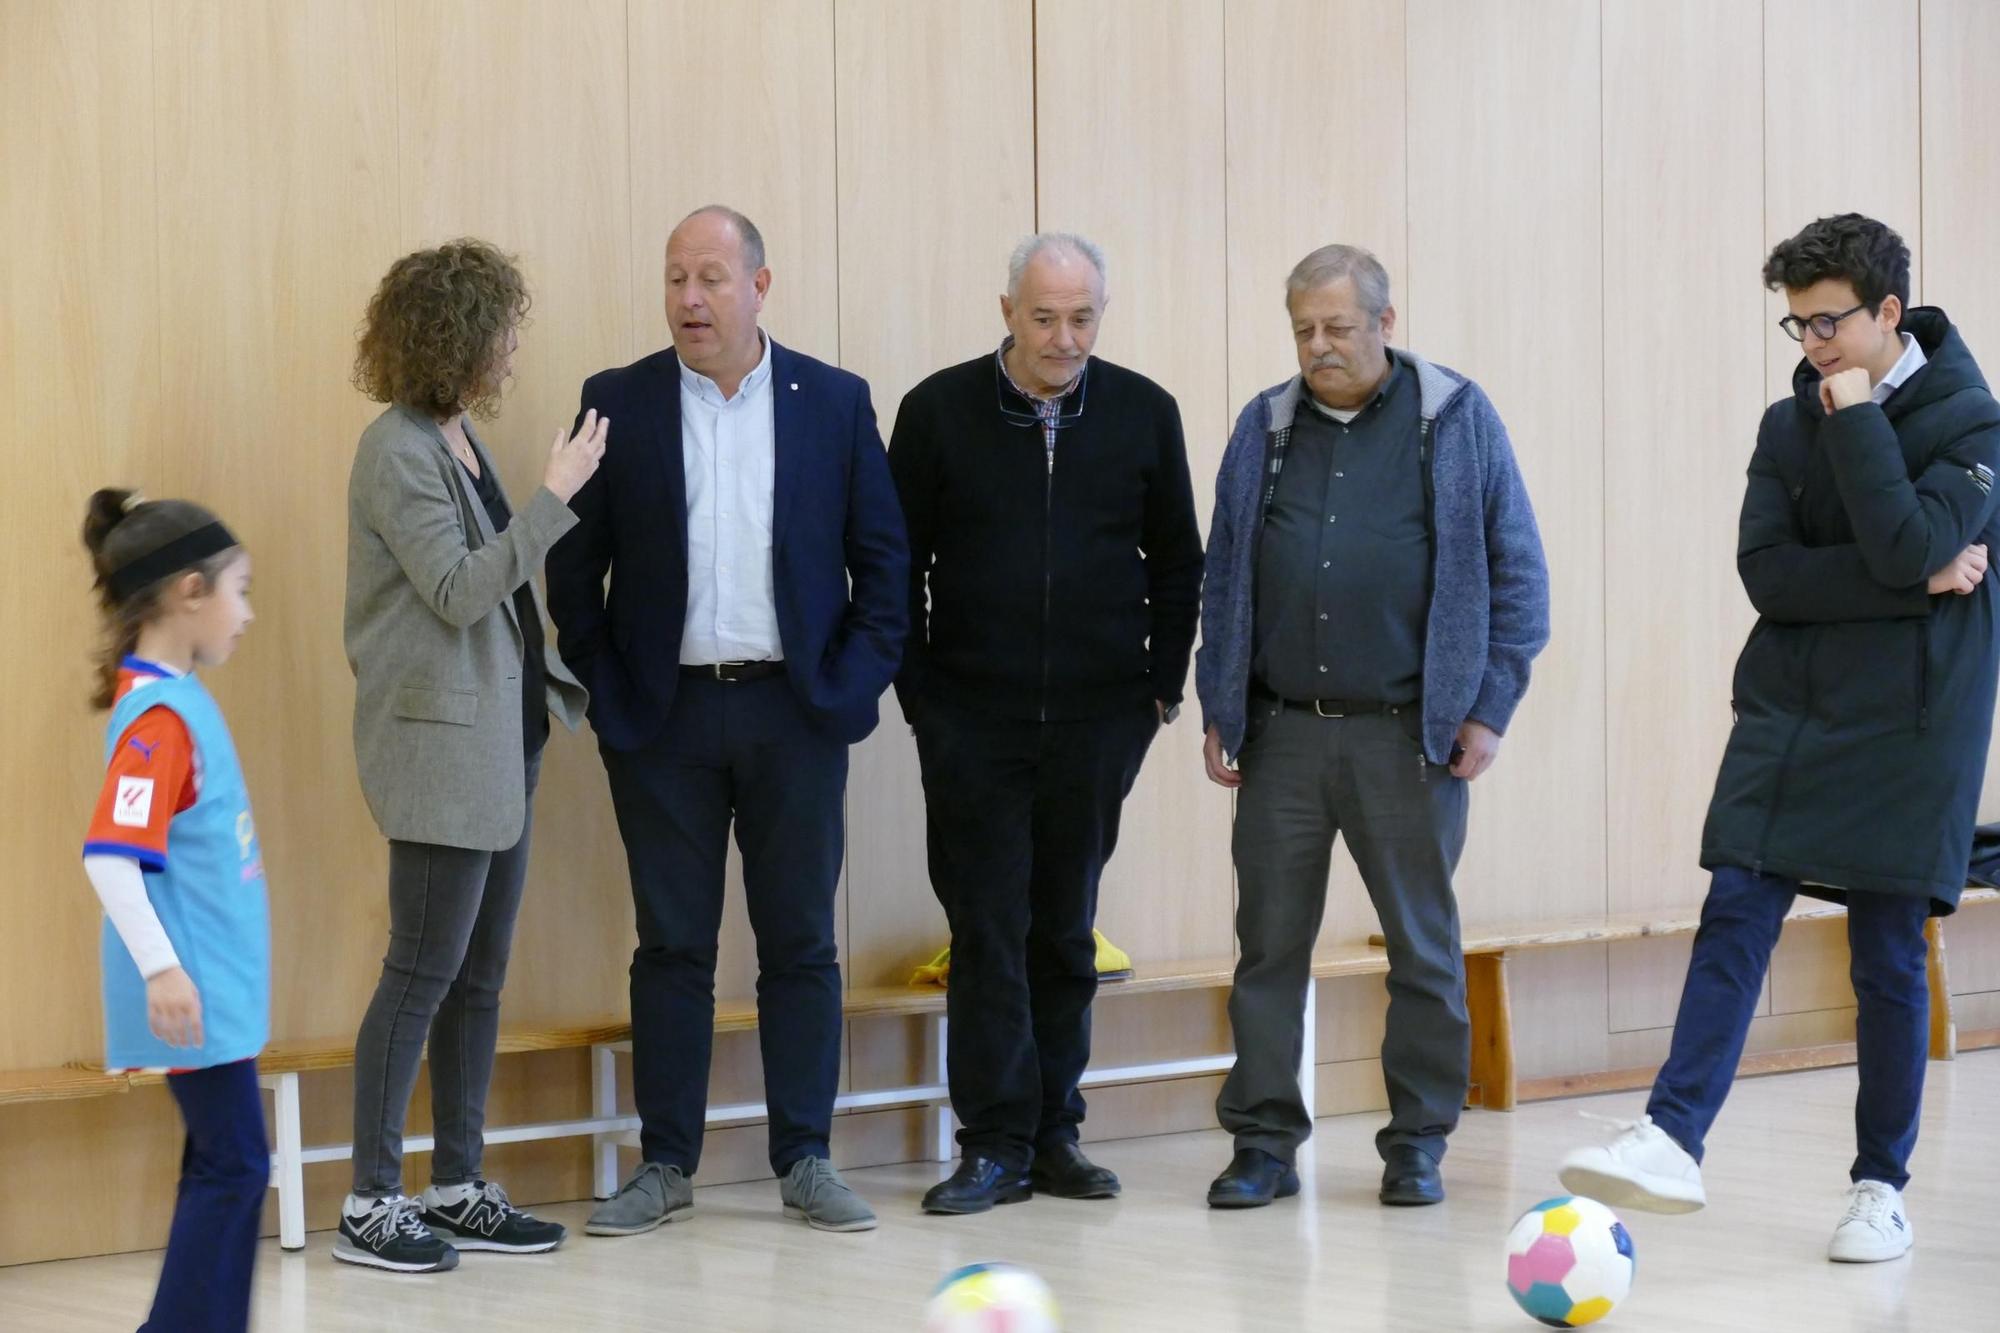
[
  {"xmin": 351, "ymin": 753, "xmax": 541, "ymax": 1196},
  {"xmin": 1217, "ymin": 703, "xmax": 1470, "ymax": 1165}
]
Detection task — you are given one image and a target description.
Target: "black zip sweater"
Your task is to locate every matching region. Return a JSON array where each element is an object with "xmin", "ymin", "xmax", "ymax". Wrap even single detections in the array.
[{"xmin": 887, "ymin": 351, "xmax": 1204, "ymax": 722}]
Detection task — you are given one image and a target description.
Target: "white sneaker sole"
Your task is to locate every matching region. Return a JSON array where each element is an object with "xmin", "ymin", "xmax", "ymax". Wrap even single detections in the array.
[
  {"xmin": 783, "ymin": 1203, "xmax": 879, "ymax": 1233},
  {"xmin": 1830, "ymin": 1233, "xmax": 1914, "ymax": 1263},
  {"xmin": 331, "ymin": 1237, "xmax": 459, "ymax": 1273},
  {"xmin": 426, "ymin": 1227, "xmax": 565, "ymax": 1254},
  {"xmin": 1558, "ymin": 1159, "xmax": 1706, "ymax": 1215}
]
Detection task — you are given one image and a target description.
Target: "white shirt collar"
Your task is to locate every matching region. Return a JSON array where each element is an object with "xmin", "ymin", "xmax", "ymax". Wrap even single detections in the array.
[
  {"xmin": 679, "ymin": 330, "xmax": 772, "ymax": 405},
  {"xmin": 1872, "ymin": 332, "xmax": 1927, "ymax": 404}
]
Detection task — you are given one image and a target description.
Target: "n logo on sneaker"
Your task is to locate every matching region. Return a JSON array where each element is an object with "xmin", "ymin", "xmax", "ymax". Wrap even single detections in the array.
[{"xmin": 456, "ymin": 1197, "xmax": 509, "ymax": 1236}]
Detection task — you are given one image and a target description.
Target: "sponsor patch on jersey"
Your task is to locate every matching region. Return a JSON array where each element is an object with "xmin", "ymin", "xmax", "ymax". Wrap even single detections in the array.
[{"xmin": 113, "ymin": 776, "xmax": 155, "ymax": 828}]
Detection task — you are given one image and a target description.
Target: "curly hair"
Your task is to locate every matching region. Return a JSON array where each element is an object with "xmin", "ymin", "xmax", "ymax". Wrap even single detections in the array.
[
  {"xmin": 353, "ymin": 239, "xmax": 530, "ymax": 420},
  {"xmin": 1764, "ymin": 213, "xmax": 1911, "ymax": 311}
]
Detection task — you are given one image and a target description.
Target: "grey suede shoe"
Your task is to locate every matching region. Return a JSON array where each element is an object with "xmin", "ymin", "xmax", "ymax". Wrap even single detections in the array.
[
  {"xmin": 780, "ymin": 1157, "xmax": 878, "ymax": 1233},
  {"xmin": 585, "ymin": 1162, "xmax": 693, "ymax": 1236}
]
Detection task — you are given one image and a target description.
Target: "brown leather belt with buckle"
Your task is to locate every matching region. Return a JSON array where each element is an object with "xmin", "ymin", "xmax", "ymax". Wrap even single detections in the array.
[{"xmin": 679, "ymin": 661, "xmax": 785, "ymax": 683}]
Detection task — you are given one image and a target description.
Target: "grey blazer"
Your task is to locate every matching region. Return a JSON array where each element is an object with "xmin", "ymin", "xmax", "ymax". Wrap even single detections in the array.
[{"xmin": 344, "ymin": 403, "xmax": 588, "ymax": 850}]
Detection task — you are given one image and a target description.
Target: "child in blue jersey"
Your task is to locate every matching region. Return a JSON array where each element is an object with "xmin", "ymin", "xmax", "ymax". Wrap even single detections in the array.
[{"xmin": 79, "ymin": 488, "xmax": 267, "ymax": 1333}]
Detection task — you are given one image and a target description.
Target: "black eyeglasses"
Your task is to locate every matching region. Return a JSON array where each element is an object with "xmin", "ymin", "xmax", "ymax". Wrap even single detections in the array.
[
  {"xmin": 996, "ymin": 364, "xmax": 1088, "ymax": 430},
  {"xmin": 1778, "ymin": 303, "xmax": 1869, "ymax": 342}
]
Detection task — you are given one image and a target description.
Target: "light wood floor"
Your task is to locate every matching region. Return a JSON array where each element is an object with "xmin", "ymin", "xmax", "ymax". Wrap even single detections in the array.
[{"xmin": 5, "ymin": 1053, "xmax": 1998, "ymax": 1331}]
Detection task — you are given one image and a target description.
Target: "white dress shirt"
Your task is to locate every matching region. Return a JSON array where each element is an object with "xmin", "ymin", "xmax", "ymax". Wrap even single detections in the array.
[
  {"xmin": 1872, "ymin": 331, "xmax": 1928, "ymax": 404},
  {"xmin": 680, "ymin": 332, "xmax": 783, "ymax": 665}
]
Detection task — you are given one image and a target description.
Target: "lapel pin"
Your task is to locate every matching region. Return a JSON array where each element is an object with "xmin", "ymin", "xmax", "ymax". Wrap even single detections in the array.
[{"xmin": 790, "ymin": 382, "xmax": 799, "ymax": 391}]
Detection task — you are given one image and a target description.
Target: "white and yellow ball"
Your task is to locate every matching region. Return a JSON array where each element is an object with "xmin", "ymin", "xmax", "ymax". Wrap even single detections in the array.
[
  {"xmin": 1504, "ymin": 1195, "xmax": 1636, "ymax": 1327},
  {"xmin": 923, "ymin": 1261, "xmax": 1062, "ymax": 1333}
]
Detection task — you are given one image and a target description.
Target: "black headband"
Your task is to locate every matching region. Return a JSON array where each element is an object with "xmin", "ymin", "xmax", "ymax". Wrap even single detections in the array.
[{"xmin": 106, "ymin": 522, "xmax": 239, "ymax": 601}]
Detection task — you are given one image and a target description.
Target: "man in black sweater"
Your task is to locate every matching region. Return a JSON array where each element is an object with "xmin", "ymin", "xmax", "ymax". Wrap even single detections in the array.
[{"xmin": 890, "ymin": 233, "xmax": 1204, "ymax": 1214}]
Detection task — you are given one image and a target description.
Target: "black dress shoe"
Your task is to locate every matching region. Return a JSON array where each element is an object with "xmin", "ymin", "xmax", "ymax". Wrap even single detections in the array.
[
  {"xmin": 1379, "ymin": 1145, "xmax": 1444, "ymax": 1206},
  {"xmin": 921, "ymin": 1154, "xmax": 1033, "ymax": 1215},
  {"xmin": 1206, "ymin": 1148, "xmax": 1301, "ymax": 1209},
  {"xmin": 1029, "ymin": 1143, "xmax": 1121, "ymax": 1199}
]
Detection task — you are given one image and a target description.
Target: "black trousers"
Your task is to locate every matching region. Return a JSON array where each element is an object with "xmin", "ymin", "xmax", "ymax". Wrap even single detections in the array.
[
  {"xmin": 600, "ymin": 676, "xmax": 848, "ymax": 1176},
  {"xmin": 914, "ymin": 696, "xmax": 1159, "ymax": 1170}
]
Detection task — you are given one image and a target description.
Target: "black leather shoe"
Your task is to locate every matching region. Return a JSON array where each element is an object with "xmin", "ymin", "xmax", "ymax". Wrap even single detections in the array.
[
  {"xmin": 1206, "ymin": 1148, "xmax": 1301, "ymax": 1209},
  {"xmin": 1379, "ymin": 1145, "xmax": 1445, "ymax": 1206},
  {"xmin": 921, "ymin": 1154, "xmax": 1033, "ymax": 1215},
  {"xmin": 1030, "ymin": 1143, "xmax": 1121, "ymax": 1199}
]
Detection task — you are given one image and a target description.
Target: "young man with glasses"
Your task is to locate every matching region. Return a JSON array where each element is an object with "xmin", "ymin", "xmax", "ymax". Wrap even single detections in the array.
[
  {"xmin": 1562, "ymin": 213, "xmax": 2000, "ymax": 1263},
  {"xmin": 888, "ymin": 232, "xmax": 1203, "ymax": 1215}
]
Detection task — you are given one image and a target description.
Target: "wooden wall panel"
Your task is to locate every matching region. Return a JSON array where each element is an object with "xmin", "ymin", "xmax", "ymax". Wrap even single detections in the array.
[
  {"xmin": 1761, "ymin": 0, "xmax": 1923, "ymax": 405},
  {"xmin": 1222, "ymin": 0, "xmax": 1407, "ymax": 408},
  {"xmin": 1404, "ymin": 0, "xmax": 1606, "ymax": 933},
  {"xmin": 1769, "ymin": 917, "xmax": 1855, "ymax": 1014},
  {"xmin": 0, "ymin": 0, "xmax": 163, "ymax": 1071},
  {"xmin": 1598, "ymin": 1, "xmax": 1765, "ymax": 1045},
  {"xmin": 1601, "ymin": 1, "xmax": 1764, "ymax": 920},
  {"xmin": 627, "ymin": 0, "xmax": 839, "ymax": 363},
  {"xmin": 835, "ymin": 0, "xmax": 1036, "ymax": 989},
  {"xmin": 152, "ymin": 0, "xmax": 401, "ymax": 1038},
  {"xmin": 1921, "ymin": 0, "xmax": 2000, "ymax": 399},
  {"xmin": 1509, "ymin": 947, "xmax": 1611, "ymax": 1079},
  {"xmin": 1033, "ymin": 0, "xmax": 1234, "ymax": 968}
]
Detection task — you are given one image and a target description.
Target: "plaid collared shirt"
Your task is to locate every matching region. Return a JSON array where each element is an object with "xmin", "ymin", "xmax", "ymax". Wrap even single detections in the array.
[{"xmin": 997, "ymin": 338, "xmax": 1081, "ymax": 474}]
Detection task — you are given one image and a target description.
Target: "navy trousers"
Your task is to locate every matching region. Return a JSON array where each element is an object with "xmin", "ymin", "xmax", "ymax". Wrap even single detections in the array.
[
  {"xmin": 142, "ymin": 1058, "xmax": 267, "ymax": 1333},
  {"xmin": 601, "ymin": 675, "xmax": 848, "ymax": 1176},
  {"xmin": 1647, "ymin": 866, "xmax": 1932, "ymax": 1189}
]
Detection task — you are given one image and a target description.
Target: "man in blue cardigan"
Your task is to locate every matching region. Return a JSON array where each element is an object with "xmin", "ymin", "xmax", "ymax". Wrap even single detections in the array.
[{"xmin": 1195, "ymin": 245, "xmax": 1550, "ymax": 1209}]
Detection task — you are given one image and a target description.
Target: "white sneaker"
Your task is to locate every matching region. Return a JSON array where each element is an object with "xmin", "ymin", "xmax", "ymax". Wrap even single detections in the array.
[
  {"xmin": 1828, "ymin": 1181, "xmax": 1913, "ymax": 1263},
  {"xmin": 1557, "ymin": 1114, "xmax": 1706, "ymax": 1214}
]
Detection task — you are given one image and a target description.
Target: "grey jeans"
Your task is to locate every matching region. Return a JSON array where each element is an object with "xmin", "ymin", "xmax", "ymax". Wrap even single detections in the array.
[
  {"xmin": 351, "ymin": 753, "xmax": 541, "ymax": 1196},
  {"xmin": 1217, "ymin": 702, "xmax": 1469, "ymax": 1164}
]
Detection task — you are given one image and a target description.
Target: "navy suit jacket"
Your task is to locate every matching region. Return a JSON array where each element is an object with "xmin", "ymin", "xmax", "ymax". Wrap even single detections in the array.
[{"xmin": 546, "ymin": 340, "xmax": 909, "ymax": 751}]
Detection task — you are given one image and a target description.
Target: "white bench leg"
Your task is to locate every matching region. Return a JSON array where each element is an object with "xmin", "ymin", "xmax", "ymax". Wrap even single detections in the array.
[
  {"xmin": 591, "ymin": 1044, "xmax": 621, "ymax": 1199},
  {"xmin": 930, "ymin": 1013, "xmax": 955, "ymax": 1164},
  {"xmin": 1299, "ymin": 976, "xmax": 1318, "ymax": 1126},
  {"xmin": 264, "ymin": 1071, "xmax": 305, "ymax": 1251}
]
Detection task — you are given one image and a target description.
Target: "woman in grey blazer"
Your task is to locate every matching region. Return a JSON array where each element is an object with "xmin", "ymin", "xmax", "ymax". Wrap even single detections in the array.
[{"xmin": 337, "ymin": 240, "xmax": 606, "ymax": 1273}]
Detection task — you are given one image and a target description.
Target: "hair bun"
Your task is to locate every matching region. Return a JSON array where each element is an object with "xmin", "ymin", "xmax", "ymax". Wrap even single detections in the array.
[{"xmin": 81, "ymin": 488, "xmax": 138, "ymax": 558}]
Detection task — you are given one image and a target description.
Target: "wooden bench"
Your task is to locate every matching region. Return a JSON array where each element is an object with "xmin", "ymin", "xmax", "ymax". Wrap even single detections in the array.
[
  {"xmin": 42, "ymin": 943, "xmax": 1389, "ymax": 1251},
  {"xmin": 1372, "ymin": 886, "xmax": 2000, "ymax": 1112},
  {"xmin": 25, "ymin": 888, "xmax": 2000, "ymax": 1247},
  {"xmin": 0, "ymin": 1066, "xmax": 133, "ymax": 1106}
]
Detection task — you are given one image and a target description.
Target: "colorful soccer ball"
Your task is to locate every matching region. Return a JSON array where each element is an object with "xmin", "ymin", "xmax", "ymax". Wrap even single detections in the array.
[
  {"xmin": 923, "ymin": 1262, "xmax": 1062, "ymax": 1332},
  {"xmin": 1504, "ymin": 1195, "xmax": 1636, "ymax": 1327}
]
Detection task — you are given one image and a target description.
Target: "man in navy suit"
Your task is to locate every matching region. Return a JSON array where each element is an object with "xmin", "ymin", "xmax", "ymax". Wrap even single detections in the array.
[{"xmin": 548, "ymin": 205, "xmax": 907, "ymax": 1237}]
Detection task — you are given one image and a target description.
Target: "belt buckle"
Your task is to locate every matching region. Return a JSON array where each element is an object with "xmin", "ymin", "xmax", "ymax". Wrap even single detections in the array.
[
  {"xmin": 1313, "ymin": 699, "xmax": 1345, "ymax": 719},
  {"xmin": 713, "ymin": 661, "xmax": 740, "ymax": 682}
]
